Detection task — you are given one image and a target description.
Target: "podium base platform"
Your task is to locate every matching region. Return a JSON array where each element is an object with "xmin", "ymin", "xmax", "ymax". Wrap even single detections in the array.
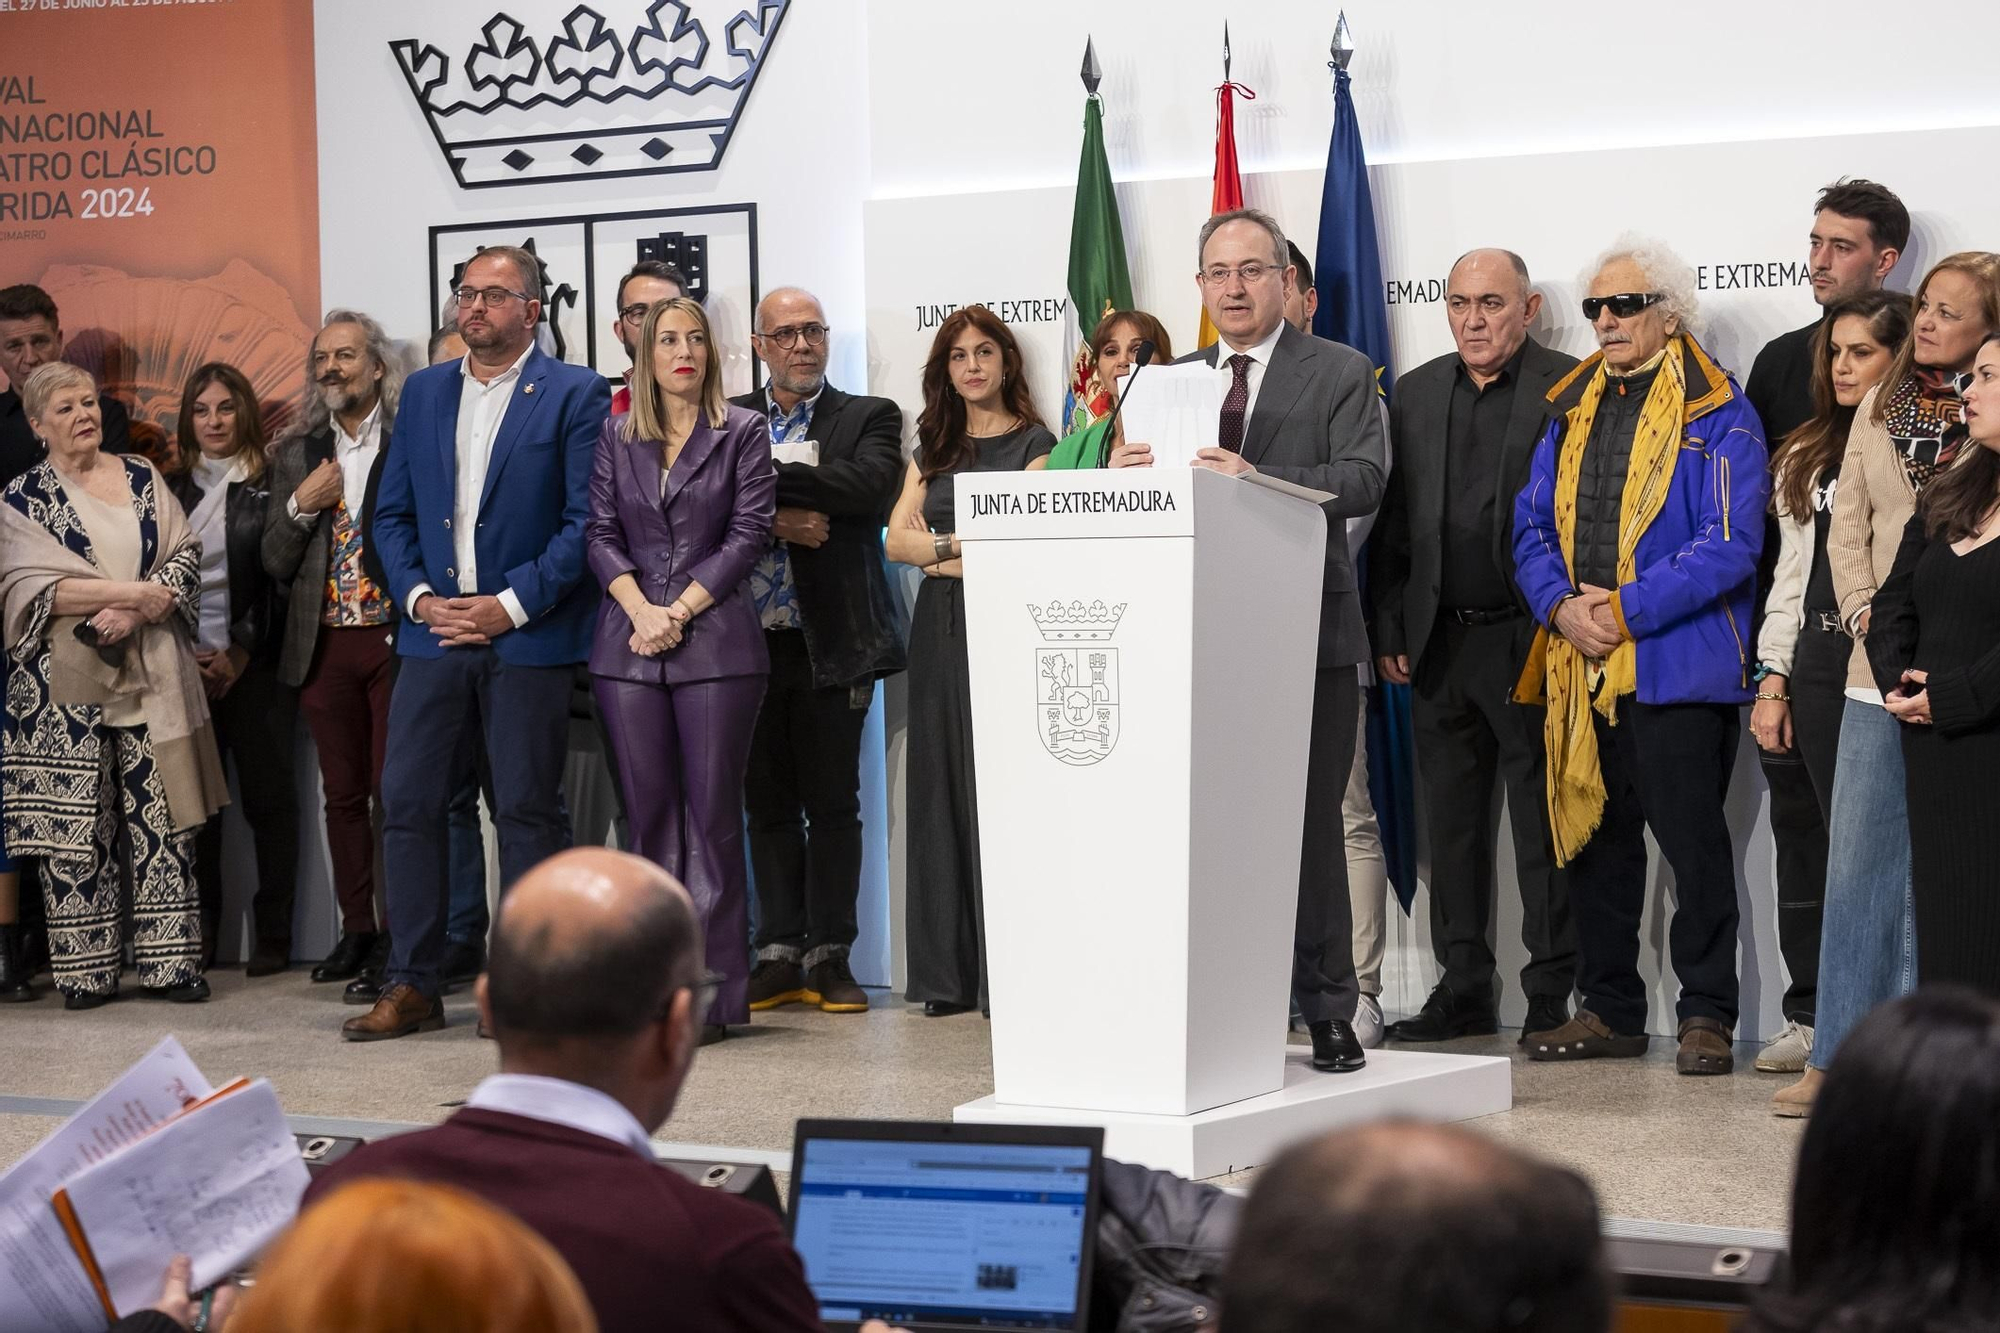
[{"xmin": 954, "ymin": 1047, "xmax": 1513, "ymax": 1179}]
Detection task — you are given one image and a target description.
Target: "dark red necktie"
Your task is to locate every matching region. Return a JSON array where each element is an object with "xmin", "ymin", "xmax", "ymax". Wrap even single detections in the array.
[{"xmin": 1218, "ymin": 353, "xmax": 1252, "ymax": 453}]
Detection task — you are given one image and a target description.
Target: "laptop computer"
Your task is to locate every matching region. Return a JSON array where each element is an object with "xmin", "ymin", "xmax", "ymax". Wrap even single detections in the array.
[{"xmin": 788, "ymin": 1119, "xmax": 1105, "ymax": 1332}]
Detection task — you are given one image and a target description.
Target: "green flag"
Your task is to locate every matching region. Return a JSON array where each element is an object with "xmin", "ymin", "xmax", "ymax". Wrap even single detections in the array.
[{"xmin": 1064, "ymin": 94, "xmax": 1134, "ymax": 434}]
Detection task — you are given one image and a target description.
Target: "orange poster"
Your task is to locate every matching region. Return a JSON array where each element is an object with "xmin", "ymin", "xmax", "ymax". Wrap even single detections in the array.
[{"xmin": 1, "ymin": 0, "xmax": 319, "ymax": 456}]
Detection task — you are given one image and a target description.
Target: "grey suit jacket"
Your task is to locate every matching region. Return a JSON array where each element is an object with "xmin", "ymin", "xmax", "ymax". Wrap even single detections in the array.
[
  {"xmin": 261, "ymin": 423, "xmax": 394, "ymax": 688},
  {"xmin": 1177, "ymin": 322, "xmax": 1388, "ymax": 667},
  {"xmin": 1369, "ymin": 339, "xmax": 1576, "ymax": 670}
]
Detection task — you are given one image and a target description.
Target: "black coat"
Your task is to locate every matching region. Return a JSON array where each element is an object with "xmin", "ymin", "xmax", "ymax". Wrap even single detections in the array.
[
  {"xmin": 729, "ymin": 384, "xmax": 908, "ymax": 688},
  {"xmin": 261, "ymin": 425, "xmax": 393, "ymax": 688},
  {"xmin": 1371, "ymin": 338, "xmax": 1577, "ymax": 668},
  {"xmin": 166, "ymin": 463, "xmax": 284, "ymax": 665}
]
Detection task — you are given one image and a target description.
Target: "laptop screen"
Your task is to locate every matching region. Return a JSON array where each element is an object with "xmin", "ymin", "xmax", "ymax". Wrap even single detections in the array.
[{"xmin": 789, "ymin": 1125, "xmax": 1099, "ymax": 1330}]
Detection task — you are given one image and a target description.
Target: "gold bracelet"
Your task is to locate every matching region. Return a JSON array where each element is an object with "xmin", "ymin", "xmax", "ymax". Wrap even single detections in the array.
[{"xmin": 1754, "ymin": 691, "xmax": 1789, "ymax": 702}]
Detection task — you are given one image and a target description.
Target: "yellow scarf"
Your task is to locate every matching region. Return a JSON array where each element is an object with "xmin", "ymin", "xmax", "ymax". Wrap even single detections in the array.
[{"xmin": 1519, "ymin": 339, "xmax": 1688, "ymax": 865}]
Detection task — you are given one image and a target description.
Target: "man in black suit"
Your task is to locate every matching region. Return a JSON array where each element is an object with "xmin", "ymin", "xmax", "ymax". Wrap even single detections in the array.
[
  {"xmin": 1116, "ymin": 208, "xmax": 1388, "ymax": 1073},
  {"xmin": 1740, "ymin": 179, "xmax": 1906, "ymax": 1075},
  {"xmin": 0, "ymin": 283, "xmax": 133, "ymax": 485},
  {"xmin": 734, "ymin": 287, "xmax": 906, "ymax": 1017},
  {"xmin": 1372, "ymin": 249, "xmax": 1578, "ymax": 1044}
]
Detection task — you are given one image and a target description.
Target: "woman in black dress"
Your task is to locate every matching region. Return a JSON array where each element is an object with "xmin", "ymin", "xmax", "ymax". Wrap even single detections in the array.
[
  {"xmin": 1869, "ymin": 333, "xmax": 2000, "ymax": 995},
  {"xmin": 886, "ymin": 307, "xmax": 1053, "ymax": 1015}
]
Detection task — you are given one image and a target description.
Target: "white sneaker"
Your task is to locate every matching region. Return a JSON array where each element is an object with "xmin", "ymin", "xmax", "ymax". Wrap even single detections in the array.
[
  {"xmin": 1354, "ymin": 994, "xmax": 1385, "ymax": 1049},
  {"xmin": 1754, "ymin": 1020, "xmax": 1814, "ymax": 1072}
]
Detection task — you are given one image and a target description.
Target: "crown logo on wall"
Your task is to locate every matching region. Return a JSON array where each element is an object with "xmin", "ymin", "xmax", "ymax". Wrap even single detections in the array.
[
  {"xmin": 1030, "ymin": 600, "xmax": 1128, "ymax": 643},
  {"xmin": 391, "ymin": 0, "xmax": 790, "ymax": 190}
]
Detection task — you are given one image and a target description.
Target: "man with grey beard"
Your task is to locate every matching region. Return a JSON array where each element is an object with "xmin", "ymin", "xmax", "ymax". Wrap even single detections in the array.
[
  {"xmin": 731, "ymin": 287, "xmax": 906, "ymax": 1017},
  {"xmin": 262, "ymin": 310, "xmax": 407, "ymax": 988}
]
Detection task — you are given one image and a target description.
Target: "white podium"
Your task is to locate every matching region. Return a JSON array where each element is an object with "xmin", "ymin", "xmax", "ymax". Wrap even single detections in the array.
[{"xmin": 949, "ymin": 468, "xmax": 1509, "ymax": 1178}]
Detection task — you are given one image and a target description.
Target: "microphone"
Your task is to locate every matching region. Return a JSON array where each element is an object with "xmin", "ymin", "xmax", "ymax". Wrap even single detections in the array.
[{"xmin": 1094, "ymin": 339, "xmax": 1157, "ymax": 469}]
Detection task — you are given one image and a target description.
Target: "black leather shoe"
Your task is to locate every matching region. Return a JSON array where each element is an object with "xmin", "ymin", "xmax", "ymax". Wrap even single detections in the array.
[
  {"xmin": 0, "ymin": 923, "xmax": 36, "ymax": 1002},
  {"xmin": 1520, "ymin": 994, "xmax": 1571, "ymax": 1046},
  {"xmin": 246, "ymin": 941, "xmax": 290, "ymax": 978},
  {"xmin": 441, "ymin": 937, "xmax": 487, "ymax": 988},
  {"xmin": 1387, "ymin": 983, "xmax": 1499, "ymax": 1042},
  {"xmin": 312, "ymin": 931, "xmax": 380, "ymax": 984},
  {"xmin": 700, "ymin": 1023, "xmax": 729, "ymax": 1046},
  {"xmin": 63, "ymin": 987, "xmax": 117, "ymax": 1010},
  {"xmin": 1308, "ymin": 1019, "xmax": 1367, "ymax": 1073},
  {"xmin": 923, "ymin": 1000, "xmax": 974, "ymax": 1017},
  {"xmin": 145, "ymin": 977, "xmax": 211, "ymax": 1004}
]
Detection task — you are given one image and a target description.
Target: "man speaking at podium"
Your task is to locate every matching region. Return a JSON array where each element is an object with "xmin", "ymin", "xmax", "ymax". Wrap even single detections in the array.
[{"xmin": 1111, "ymin": 208, "xmax": 1388, "ymax": 1073}]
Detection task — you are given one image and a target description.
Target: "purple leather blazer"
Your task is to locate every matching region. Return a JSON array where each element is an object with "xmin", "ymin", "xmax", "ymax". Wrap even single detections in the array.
[{"xmin": 586, "ymin": 403, "xmax": 777, "ymax": 684}]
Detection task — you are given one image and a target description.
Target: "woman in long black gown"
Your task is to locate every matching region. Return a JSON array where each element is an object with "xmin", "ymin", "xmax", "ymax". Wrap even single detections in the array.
[
  {"xmin": 1869, "ymin": 332, "xmax": 2000, "ymax": 995},
  {"xmin": 886, "ymin": 307, "xmax": 1053, "ymax": 1016}
]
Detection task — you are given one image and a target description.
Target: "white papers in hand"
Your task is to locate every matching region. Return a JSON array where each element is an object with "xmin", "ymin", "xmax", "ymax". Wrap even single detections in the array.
[
  {"xmin": 61, "ymin": 1078, "xmax": 309, "ymax": 1317},
  {"xmin": 0, "ymin": 1036, "xmax": 214, "ymax": 1333},
  {"xmin": 1118, "ymin": 363, "xmax": 1224, "ymax": 468},
  {"xmin": 771, "ymin": 439, "xmax": 819, "ymax": 467}
]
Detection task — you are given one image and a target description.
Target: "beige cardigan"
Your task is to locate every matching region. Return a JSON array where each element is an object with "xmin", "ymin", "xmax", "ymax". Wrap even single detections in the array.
[{"xmin": 1826, "ymin": 381, "xmax": 1917, "ymax": 690}]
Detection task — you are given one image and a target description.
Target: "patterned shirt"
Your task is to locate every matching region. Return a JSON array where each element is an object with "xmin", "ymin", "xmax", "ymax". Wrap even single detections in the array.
[
  {"xmin": 750, "ymin": 387, "xmax": 818, "ymax": 630},
  {"xmin": 322, "ymin": 495, "xmax": 392, "ymax": 627}
]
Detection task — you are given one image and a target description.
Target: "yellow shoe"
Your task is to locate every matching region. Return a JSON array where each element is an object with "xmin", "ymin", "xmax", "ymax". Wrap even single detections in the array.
[
  {"xmin": 747, "ymin": 959, "xmax": 807, "ymax": 1011},
  {"xmin": 1771, "ymin": 1066, "xmax": 1823, "ymax": 1118}
]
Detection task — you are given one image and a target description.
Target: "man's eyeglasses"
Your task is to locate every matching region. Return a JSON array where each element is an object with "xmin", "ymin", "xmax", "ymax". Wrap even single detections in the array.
[
  {"xmin": 1197, "ymin": 262, "xmax": 1279, "ymax": 287},
  {"xmin": 1581, "ymin": 292, "xmax": 1663, "ymax": 320},
  {"xmin": 659, "ymin": 971, "xmax": 729, "ymax": 1022},
  {"xmin": 755, "ymin": 323, "xmax": 829, "ymax": 349},
  {"xmin": 454, "ymin": 286, "xmax": 535, "ymax": 309},
  {"xmin": 618, "ymin": 303, "xmax": 655, "ymax": 325}
]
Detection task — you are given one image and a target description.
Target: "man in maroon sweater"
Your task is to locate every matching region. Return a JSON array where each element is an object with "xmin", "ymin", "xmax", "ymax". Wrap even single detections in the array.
[{"xmin": 305, "ymin": 847, "xmax": 822, "ymax": 1333}]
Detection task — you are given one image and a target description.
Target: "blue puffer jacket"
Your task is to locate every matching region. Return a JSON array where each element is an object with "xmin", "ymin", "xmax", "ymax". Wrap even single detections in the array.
[{"xmin": 1512, "ymin": 335, "xmax": 1769, "ymax": 706}]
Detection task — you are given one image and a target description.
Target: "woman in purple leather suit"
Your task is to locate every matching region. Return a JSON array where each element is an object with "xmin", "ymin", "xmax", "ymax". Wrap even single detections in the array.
[{"xmin": 586, "ymin": 297, "xmax": 775, "ymax": 1041}]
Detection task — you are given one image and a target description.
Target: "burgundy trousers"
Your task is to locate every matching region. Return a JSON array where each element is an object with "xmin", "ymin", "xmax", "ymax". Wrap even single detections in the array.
[
  {"xmin": 593, "ymin": 672, "xmax": 765, "ymax": 1026},
  {"xmin": 298, "ymin": 626, "xmax": 394, "ymax": 933}
]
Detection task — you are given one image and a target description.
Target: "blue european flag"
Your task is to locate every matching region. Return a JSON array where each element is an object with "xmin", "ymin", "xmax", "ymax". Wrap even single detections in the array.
[{"xmin": 1311, "ymin": 60, "xmax": 1418, "ymax": 913}]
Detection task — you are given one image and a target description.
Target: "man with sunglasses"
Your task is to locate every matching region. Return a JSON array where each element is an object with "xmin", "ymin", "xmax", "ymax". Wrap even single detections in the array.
[
  {"xmin": 608, "ymin": 259, "xmax": 687, "ymax": 415},
  {"xmin": 1512, "ymin": 238, "xmax": 1767, "ymax": 1076},
  {"xmin": 307, "ymin": 847, "xmax": 822, "ymax": 1333},
  {"xmin": 732, "ymin": 287, "xmax": 906, "ymax": 1019},
  {"xmin": 347, "ymin": 245, "xmax": 612, "ymax": 1041}
]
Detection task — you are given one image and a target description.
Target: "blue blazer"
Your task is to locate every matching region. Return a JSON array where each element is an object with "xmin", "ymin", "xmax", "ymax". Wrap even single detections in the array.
[
  {"xmin": 586, "ymin": 404, "xmax": 776, "ymax": 685},
  {"xmin": 372, "ymin": 347, "xmax": 612, "ymax": 666}
]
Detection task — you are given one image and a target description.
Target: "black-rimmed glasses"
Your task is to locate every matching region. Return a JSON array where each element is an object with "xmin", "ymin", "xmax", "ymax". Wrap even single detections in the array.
[
  {"xmin": 454, "ymin": 285, "xmax": 536, "ymax": 308},
  {"xmin": 755, "ymin": 323, "xmax": 828, "ymax": 349}
]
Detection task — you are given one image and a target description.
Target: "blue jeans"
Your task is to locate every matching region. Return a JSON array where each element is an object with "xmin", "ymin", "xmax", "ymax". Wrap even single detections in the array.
[{"xmin": 1808, "ymin": 699, "xmax": 1916, "ymax": 1071}]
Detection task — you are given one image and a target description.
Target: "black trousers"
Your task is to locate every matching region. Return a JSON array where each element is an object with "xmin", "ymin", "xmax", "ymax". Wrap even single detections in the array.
[
  {"xmin": 745, "ymin": 629, "xmax": 870, "ymax": 966},
  {"xmin": 194, "ymin": 660, "xmax": 301, "ymax": 958},
  {"xmin": 1568, "ymin": 700, "xmax": 1742, "ymax": 1035},
  {"xmin": 1759, "ymin": 619, "xmax": 1847, "ymax": 1024},
  {"xmin": 1295, "ymin": 667, "xmax": 1360, "ymax": 1025},
  {"xmin": 1411, "ymin": 617, "xmax": 1576, "ymax": 1004}
]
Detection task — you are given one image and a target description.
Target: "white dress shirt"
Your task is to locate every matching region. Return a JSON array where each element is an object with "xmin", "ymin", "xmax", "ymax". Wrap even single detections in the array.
[
  {"xmin": 405, "ymin": 346, "xmax": 533, "ymax": 628},
  {"xmin": 289, "ymin": 402, "xmax": 383, "ymax": 526},
  {"xmin": 464, "ymin": 1073, "xmax": 655, "ymax": 1158},
  {"xmin": 1213, "ymin": 320, "xmax": 1287, "ymax": 428}
]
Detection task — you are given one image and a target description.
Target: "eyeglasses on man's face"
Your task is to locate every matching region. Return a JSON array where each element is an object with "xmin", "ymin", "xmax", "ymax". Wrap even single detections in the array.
[
  {"xmin": 755, "ymin": 323, "xmax": 829, "ymax": 349},
  {"xmin": 1580, "ymin": 292, "xmax": 1662, "ymax": 321},
  {"xmin": 454, "ymin": 286, "xmax": 535, "ymax": 309},
  {"xmin": 1197, "ymin": 262, "xmax": 1280, "ymax": 287}
]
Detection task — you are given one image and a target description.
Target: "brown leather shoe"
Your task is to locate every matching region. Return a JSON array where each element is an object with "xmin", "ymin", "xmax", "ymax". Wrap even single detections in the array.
[
  {"xmin": 1525, "ymin": 1009, "xmax": 1650, "ymax": 1061},
  {"xmin": 341, "ymin": 984, "xmax": 444, "ymax": 1042},
  {"xmin": 1771, "ymin": 1065, "xmax": 1821, "ymax": 1117},
  {"xmin": 1675, "ymin": 1017, "xmax": 1734, "ymax": 1075}
]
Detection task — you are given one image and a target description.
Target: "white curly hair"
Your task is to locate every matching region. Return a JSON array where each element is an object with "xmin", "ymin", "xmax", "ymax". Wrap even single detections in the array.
[{"xmin": 1580, "ymin": 234, "xmax": 1701, "ymax": 334}]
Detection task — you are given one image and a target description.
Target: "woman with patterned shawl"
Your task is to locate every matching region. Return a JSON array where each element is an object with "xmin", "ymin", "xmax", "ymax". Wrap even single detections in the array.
[{"xmin": 0, "ymin": 362, "xmax": 227, "ymax": 1008}]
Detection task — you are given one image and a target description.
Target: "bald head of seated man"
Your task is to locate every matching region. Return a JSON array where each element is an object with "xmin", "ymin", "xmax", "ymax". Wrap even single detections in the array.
[
  {"xmin": 306, "ymin": 849, "xmax": 825, "ymax": 1333},
  {"xmin": 1220, "ymin": 1121, "xmax": 1612, "ymax": 1333}
]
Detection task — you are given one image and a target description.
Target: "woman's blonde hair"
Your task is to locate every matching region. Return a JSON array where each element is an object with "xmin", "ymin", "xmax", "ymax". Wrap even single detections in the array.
[
  {"xmin": 1872, "ymin": 250, "xmax": 2000, "ymax": 423},
  {"xmin": 229, "ymin": 1179, "xmax": 598, "ymax": 1333},
  {"xmin": 623, "ymin": 295, "xmax": 727, "ymax": 442},
  {"xmin": 20, "ymin": 361, "xmax": 96, "ymax": 431}
]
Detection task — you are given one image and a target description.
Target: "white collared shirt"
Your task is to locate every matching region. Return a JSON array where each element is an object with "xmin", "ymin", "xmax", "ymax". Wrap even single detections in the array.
[
  {"xmin": 1214, "ymin": 321, "xmax": 1287, "ymax": 431},
  {"xmin": 290, "ymin": 402, "xmax": 384, "ymax": 526},
  {"xmin": 404, "ymin": 346, "xmax": 534, "ymax": 627},
  {"xmin": 464, "ymin": 1073, "xmax": 656, "ymax": 1158}
]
